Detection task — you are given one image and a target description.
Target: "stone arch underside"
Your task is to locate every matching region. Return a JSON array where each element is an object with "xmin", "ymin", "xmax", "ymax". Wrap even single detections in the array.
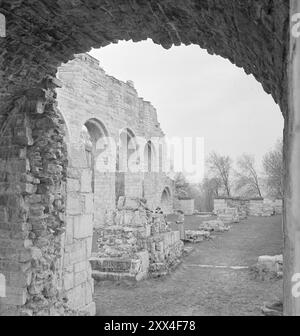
[
  {"xmin": 0, "ymin": 0, "xmax": 291, "ymax": 316},
  {"xmin": 0, "ymin": 0, "xmax": 289, "ymax": 113}
]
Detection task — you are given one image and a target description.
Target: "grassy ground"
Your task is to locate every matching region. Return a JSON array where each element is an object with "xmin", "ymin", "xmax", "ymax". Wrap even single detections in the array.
[{"xmin": 94, "ymin": 215, "xmax": 283, "ymax": 316}]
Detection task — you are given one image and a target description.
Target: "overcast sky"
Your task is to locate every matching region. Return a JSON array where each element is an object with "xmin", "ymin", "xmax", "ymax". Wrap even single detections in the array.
[{"xmin": 89, "ymin": 40, "xmax": 283, "ymax": 181}]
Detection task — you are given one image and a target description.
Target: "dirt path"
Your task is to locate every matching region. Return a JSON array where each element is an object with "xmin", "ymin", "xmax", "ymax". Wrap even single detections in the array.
[{"xmin": 94, "ymin": 216, "xmax": 283, "ymax": 316}]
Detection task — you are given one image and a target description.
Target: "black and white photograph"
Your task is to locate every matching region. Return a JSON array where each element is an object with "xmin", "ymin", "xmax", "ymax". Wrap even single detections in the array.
[{"xmin": 0, "ymin": 0, "xmax": 299, "ymax": 320}]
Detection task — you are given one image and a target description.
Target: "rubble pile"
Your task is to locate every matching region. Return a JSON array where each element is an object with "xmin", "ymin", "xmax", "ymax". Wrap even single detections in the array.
[
  {"xmin": 184, "ymin": 230, "xmax": 211, "ymax": 243},
  {"xmin": 92, "ymin": 197, "xmax": 183, "ymax": 281},
  {"xmin": 199, "ymin": 220, "xmax": 230, "ymax": 233},
  {"xmin": 217, "ymin": 208, "xmax": 240, "ymax": 224}
]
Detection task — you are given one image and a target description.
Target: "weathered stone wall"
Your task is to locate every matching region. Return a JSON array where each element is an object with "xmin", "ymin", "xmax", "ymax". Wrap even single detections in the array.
[
  {"xmin": 63, "ymin": 139, "xmax": 95, "ymax": 314},
  {"xmin": 214, "ymin": 197, "xmax": 281, "ymax": 218},
  {"xmin": 92, "ymin": 197, "xmax": 183, "ymax": 280},
  {"xmin": 55, "ymin": 54, "xmax": 175, "ymax": 313},
  {"xmin": 0, "ymin": 0, "xmax": 291, "ymax": 316},
  {"xmin": 57, "ymin": 54, "xmax": 174, "ymax": 227},
  {"xmin": 0, "ymin": 1, "xmax": 289, "ymax": 113},
  {"xmin": 0, "ymin": 80, "xmax": 76, "ymax": 316}
]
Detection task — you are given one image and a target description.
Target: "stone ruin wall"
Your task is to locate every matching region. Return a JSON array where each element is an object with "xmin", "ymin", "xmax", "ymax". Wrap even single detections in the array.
[
  {"xmin": 57, "ymin": 54, "xmax": 175, "ymax": 229},
  {"xmin": 0, "ymin": 81, "xmax": 78, "ymax": 316},
  {"xmin": 0, "ymin": 0, "xmax": 290, "ymax": 316},
  {"xmin": 91, "ymin": 197, "xmax": 183, "ymax": 281},
  {"xmin": 54, "ymin": 54, "xmax": 175, "ymax": 314},
  {"xmin": 214, "ymin": 198, "xmax": 283, "ymax": 219}
]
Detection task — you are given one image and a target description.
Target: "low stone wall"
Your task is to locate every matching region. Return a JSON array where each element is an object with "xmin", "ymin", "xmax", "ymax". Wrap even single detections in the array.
[
  {"xmin": 91, "ymin": 197, "xmax": 183, "ymax": 281},
  {"xmin": 265, "ymin": 199, "xmax": 283, "ymax": 215},
  {"xmin": 214, "ymin": 198, "xmax": 282, "ymax": 218},
  {"xmin": 176, "ymin": 199, "xmax": 195, "ymax": 215},
  {"xmin": 214, "ymin": 198, "xmax": 247, "ymax": 219},
  {"xmin": 248, "ymin": 200, "xmax": 274, "ymax": 217}
]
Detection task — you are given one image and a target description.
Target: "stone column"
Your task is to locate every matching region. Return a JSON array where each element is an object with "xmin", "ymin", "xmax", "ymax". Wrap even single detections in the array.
[{"xmin": 284, "ymin": 0, "xmax": 300, "ymax": 316}]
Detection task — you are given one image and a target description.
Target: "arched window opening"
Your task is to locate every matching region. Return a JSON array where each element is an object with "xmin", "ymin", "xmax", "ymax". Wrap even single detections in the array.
[
  {"xmin": 144, "ymin": 140, "xmax": 157, "ymax": 173},
  {"xmin": 81, "ymin": 118, "xmax": 109, "ymax": 192}
]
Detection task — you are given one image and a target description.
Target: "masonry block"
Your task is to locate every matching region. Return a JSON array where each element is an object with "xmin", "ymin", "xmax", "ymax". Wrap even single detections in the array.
[
  {"xmin": 80, "ymin": 170, "xmax": 92, "ymax": 193},
  {"xmin": 73, "ymin": 215, "xmax": 93, "ymax": 239}
]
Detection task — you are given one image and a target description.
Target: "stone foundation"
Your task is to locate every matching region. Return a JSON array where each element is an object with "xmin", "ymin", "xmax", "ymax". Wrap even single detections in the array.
[
  {"xmin": 214, "ymin": 198, "xmax": 282, "ymax": 218},
  {"xmin": 217, "ymin": 208, "xmax": 240, "ymax": 224},
  {"xmin": 91, "ymin": 197, "xmax": 183, "ymax": 281}
]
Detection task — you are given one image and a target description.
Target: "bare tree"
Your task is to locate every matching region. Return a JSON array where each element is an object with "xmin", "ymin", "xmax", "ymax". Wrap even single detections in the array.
[
  {"xmin": 207, "ymin": 152, "xmax": 232, "ymax": 197},
  {"xmin": 235, "ymin": 154, "xmax": 263, "ymax": 198},
  {"xmin": 263, "ymin": 140, "xmax": 283, "ymax": 199}
]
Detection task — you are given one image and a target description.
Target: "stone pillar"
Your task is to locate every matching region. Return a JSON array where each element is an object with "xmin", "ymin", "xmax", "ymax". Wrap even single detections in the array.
[
  {"xmin": 64, "ymin": 142, "xmax": 95, "ymax": 315},
  {"xmin": 284, "ymin": 0, "xmax": 300, "ymax": 316}
]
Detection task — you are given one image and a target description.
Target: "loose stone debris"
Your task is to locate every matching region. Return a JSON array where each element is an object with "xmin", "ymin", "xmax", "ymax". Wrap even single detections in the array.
[
  {"xmin": 199, "ymin": 220, "xmax": 231, "ymax": 233},
  {"xmin": 217, "ymin": 208, "xmax": 240, "ymax": 225},
  {"xmin": 184, "ymin": 230, "xmax": 212, "ymax": 243}
]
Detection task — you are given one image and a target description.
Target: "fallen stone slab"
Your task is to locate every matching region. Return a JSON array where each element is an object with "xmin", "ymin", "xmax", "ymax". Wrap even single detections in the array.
[
  {"xmin": 200, "ymin": 220, "xmax": 230, "ymax": 233},
  {"xmin": 217, "ymin": 208, "xmax": 240, "ymax": 224},
  {"xmin": 90, "ymin": 251, "xmax": 149, "ymax": 282},
  {"xmin": 250, "ymin": 255, "xmax": 283, "ymax": 281},
  {"xmin": 184, "ymin": 230, "xmax": 211, "ymax": 243}
]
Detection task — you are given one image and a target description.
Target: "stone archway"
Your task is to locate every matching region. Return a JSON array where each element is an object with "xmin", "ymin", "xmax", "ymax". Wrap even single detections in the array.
[
  {"xmin": 116, "ymin": 127, "xmax": 139, "ymax": 201},
  {"xmin": 83, "ymin": 118, "xmax": 114, "ymax": 229},
  {"xmin": 161, "ymin": 187, "xmax": 173, "ymax": 215},
  {"xmin": 144, "ymin": 140, "xmax": 157, "ymax": 174},
  {"xmin": 0, "ymin": 0, "xmax": 299, "ymax": 316}
]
